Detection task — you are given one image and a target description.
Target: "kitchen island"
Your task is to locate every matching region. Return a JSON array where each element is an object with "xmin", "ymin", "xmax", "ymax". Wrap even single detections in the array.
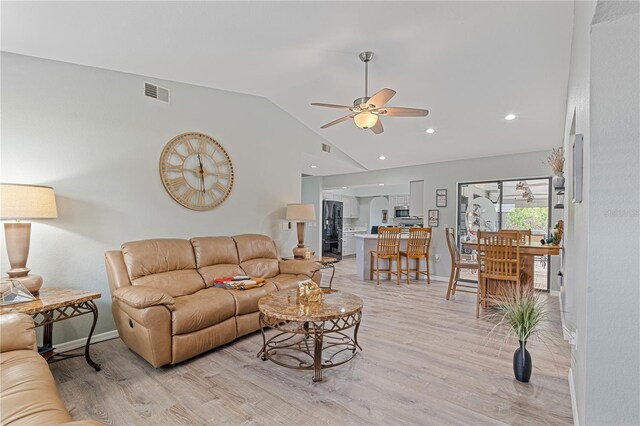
[{"xmin": 354, "ymin": 234, "xmax": 410, "ymax": 280}]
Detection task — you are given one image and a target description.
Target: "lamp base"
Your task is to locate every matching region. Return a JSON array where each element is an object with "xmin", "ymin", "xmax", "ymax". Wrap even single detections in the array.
[
  {"xmin": 293, "ymin": 245, "xmax": 307, "ymax": 259},
  {"xmin": 7, "ymin": 274, "xmax": 43, "ymax": 295}
]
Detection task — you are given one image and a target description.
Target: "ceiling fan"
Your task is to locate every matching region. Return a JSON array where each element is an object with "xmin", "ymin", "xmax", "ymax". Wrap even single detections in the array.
[{"xmin": 311, "ymin": 51, "xmax": 429, "ymax": 135}]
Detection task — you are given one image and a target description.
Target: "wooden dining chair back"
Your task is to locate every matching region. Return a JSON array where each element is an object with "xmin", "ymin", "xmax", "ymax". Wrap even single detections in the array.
[
  {"xmin": 476, "ymin": 231, "xmax": 521, "ymax": 317},
  {"xmin": 444, "ymin": 228, "xmax": 478, "ymax": 300},
  {"xmin": 400, "ymin": 228, "xmax": 432, "ymax": 284},
  {"xmin": 370, "ymin": 227, "xmax": 402, "ymax": 285},
  {"xmin": 500, "ymin": 229, "xmax": 532, "ymax": 245}
]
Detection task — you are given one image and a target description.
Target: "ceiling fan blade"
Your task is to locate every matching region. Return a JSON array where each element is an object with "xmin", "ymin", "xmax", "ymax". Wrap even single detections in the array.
[
  {"xmin": 370, "ymin": 119, "xmax": 384, "ymax": 135},
  {"xmin": 376, "ymin": 107, "xmax": 429, "ymax": 117},
  {"xmin": 320, "ymin": 114, "xmax": 356, "ymax": 129},
  {"xmin": 366, "ymin": 88, "xmax": 396, "ymax": 109},
  {"xmin": 311, "ymin": 103, "xmax": 353, "ymax": 110}
]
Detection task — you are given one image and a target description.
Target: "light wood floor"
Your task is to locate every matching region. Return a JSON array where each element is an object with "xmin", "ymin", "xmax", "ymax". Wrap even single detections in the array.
[{"xmin": 51, "ymin": 257, "xmax": 573, "ymax": 425}]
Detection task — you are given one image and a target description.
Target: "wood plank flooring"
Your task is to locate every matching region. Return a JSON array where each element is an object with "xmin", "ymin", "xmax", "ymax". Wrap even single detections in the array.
[{"xmin": 50, "ymin": 257, "xmax": 573, "ymax": 425}]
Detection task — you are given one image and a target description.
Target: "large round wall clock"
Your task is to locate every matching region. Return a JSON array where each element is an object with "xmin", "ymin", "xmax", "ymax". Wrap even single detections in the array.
[{"xmin": 159, "ymin": 132, "xmax": 234, "ymax": 211}]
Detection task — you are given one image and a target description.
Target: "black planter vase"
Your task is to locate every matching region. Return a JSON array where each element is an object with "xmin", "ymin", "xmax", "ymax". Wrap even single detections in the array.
[{"xmin": 513, "ymin": 340, "xmax": 532, "ymax": 382}]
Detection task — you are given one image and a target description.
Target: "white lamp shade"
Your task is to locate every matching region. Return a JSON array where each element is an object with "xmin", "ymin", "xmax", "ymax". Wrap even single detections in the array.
[
  {"xmin": 353, "ymin": 112, "xmax": 379, "ymax": 129},
  {"xmin": 0, "ymin": 183, "xmax": 58, "ymax": 220},
  {"xmin": 286, "ymin": 203, "xmax": 316, "ymax": 221}
]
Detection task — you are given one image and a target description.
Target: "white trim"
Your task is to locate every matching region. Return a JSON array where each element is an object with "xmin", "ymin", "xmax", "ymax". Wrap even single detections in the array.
[
  {"xmin": 550, "ymin": 290, "xmax": 560, "ymax": 297},
  {"xmin": 54, "ymin": 330, "xmax": 119, "ymax": 354},
  {"xmin": 569, "ymin": 367, "xmax": 579, "ymax": 425}
]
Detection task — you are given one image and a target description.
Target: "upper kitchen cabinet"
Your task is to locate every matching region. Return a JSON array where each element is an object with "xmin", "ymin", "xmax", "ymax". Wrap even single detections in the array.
[
  {"xmin": 409, "ymin": 180, "xmax": 424, "ymax": 217},
  {"xmin": 323, "ymin": 193, "xmax": 359, "ymax": 218}
]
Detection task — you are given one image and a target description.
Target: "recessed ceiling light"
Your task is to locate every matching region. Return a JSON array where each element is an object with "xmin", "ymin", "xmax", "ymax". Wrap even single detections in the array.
[
  {"xmin": 379, "ymin": 183, "xmax": 385, "ymax": 186},
  {"xmin": 342, "ymin": 186, "xmax": 347, "ymax": 189},
  {"xmin": 425, "ymin": 128, "xmax": 435, "ymax": 134},
  {"xmin": 379, "ymin": 155, "xmax": 386, "ymax": 160},
  {"xmin": 310, "ymin": 165, "xmax": 317, "ymax": 168},
  {"xmin": 505, "ymin": 114, "xmax": 516, "ymax": 120}
]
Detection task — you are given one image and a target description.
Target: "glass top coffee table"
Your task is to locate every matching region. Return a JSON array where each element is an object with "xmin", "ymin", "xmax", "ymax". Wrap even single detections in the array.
[{"xmin": 257, "ymin": 289, "xmax": 363, "ymax": 382}]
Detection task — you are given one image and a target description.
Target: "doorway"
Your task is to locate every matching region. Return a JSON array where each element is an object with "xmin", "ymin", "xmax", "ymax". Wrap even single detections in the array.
[{"xmin": 456, "ymin": 177, "xmax": 552, "ymax": 291}]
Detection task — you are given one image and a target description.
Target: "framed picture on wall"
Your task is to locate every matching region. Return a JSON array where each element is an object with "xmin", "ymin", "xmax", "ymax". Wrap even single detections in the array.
[
  {"xmin": 428, "ymin": 209, "xmax": 439, "ymax": 227},
  {"xmin": 436, "ymin": 189, "xmax": 447, "ymax": 207},
  {"xmin": 573, "ymin": 134, "xmax": 583, "ymax": 203}
]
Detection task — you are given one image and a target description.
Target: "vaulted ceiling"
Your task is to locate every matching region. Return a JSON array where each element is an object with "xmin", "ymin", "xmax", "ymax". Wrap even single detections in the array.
[{"xmin": 1, "ymin": 1, "xmax": 573, "ymax": 175}]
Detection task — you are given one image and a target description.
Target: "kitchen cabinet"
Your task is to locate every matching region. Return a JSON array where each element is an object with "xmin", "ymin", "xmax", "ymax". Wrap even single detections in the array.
[
  {"xmin": 409, "ymin": 180, "xmax": 424, "ymax": 217},
  {"xmin": 342, "ymin": 230, "xmax": 365, "ymax": 256},
  {"xmin": 323, "ymin": 194, "xmax": 359, "ymax": 218}
]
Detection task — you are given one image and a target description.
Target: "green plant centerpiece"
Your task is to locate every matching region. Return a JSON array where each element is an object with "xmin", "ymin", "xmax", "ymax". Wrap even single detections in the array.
[{"xmin": 494, "ymin": 288, "xmax": 547, "ymax": 382}]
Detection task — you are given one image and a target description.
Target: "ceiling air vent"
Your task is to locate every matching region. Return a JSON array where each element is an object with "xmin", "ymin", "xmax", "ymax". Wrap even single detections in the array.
[
  {"xmin": 322, "ymin": 143, "xmax": 331, "ymax": 153},
  {"xmin": 144, "ymin": 82, "xmax": 169, "ymax": 103}
]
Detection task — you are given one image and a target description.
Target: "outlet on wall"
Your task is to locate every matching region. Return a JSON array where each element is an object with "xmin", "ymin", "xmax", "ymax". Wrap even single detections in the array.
[{"xmin": 434, "ymin": 253, "xmax": 440, "ymax": 262}]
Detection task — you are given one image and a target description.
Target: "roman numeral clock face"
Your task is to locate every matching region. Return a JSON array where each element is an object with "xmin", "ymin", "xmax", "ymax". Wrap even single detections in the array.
[{"xmin": 159, "ymin": 132, "xmax": 234, "ymax": 211}]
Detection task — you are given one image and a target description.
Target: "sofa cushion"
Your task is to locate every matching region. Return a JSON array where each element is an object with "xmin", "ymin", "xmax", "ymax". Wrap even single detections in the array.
[
  {"xmin": 191, "ymin": 236, "xmax": 239, "ymax": 268},
  {"xmin": 171, "ymin": 288, "xmax": 236, "ymax": 335},
  {"xmin": 227, "ymin": 282, "xmax": 278, "ymax": 315},
  {"xmin": 131, "ymin": 270, "xmax": 205, "ymax": 298},
  {"xmin": 239, "ymin": 258, "xmax": 280, "ymax": 279},
  {"xmin": 0, "ymin": 350, "xmax": 73, "ymax": 425},
  {"xmin": 198, "ymin": 264, "xmax": 245, "ymax": 287},
  {"xmin": 268, "ymin": 274, "xmax": 308, "ymax": 291},
  {"xmin": 122, "ymin": 239, "xmax": 197, "ymax": 280},
  {"xmin": 121, "ymin": 239, "xmax": 205, "ymax": 297},
  {"xmin": 233, "ymin": 234, "xmax": 281, "ymax": 279},
  {"xmin": 233, "ymin": 234, "xmax": 279, "ymax": 262}
]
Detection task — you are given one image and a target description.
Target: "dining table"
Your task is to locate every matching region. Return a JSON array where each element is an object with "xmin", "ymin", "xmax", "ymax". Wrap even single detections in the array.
[{"xmin": 461, "ymin": 239, "xmax": 561, "ymax": 296}]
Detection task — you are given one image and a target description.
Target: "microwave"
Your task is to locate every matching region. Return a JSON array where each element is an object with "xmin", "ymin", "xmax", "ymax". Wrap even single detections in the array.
[{"xmin": 394, "ymin": 206, "xmax": 410, "ymax": 218}]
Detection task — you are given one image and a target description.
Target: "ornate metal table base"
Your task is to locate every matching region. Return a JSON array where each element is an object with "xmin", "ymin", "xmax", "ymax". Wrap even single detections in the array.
[
  {"xmin": 257, "ymin": 311, "xmax": 362, "ymax": 382},
  {"xmin": 34, "ymin": 300, "xmax": 101, "ymax": 371}
]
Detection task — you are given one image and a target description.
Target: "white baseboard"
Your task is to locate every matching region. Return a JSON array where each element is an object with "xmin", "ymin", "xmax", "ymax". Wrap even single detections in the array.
[
  {"xmin": 54, "ymin": 329, "xmax": 119, "ymax": 353},
  {"xmin": 550, "ymin": 290, "xmax": 560, "ymax": 297},
  {"xmin": 569, "ymin": 367, "xmax": 579, "ymax": 425},
  {"xmin": 431, "ymin": 275, "xmax": 451, "ymax": 282}
]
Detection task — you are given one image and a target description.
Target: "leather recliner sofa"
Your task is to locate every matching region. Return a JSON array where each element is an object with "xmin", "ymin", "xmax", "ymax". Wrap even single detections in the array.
[
  {"xmin": 0, "ymin": 313, "xmax": 102, "ymax": 425},
  {"xmin": 104, "ymin": 234, "xmax": 320, "ymax": 367}
]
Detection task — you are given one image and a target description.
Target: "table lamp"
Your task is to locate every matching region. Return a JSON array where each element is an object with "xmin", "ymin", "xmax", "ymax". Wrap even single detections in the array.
[
  {"xmin": 286, "ymin": 203, "xmax": 316, "ymax": 259},
  {"xmin": 0, "ymin": 183, "xmax": 58, "ymax": 295}
]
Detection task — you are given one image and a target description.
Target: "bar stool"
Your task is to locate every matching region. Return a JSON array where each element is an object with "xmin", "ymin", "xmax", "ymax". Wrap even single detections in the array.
[
  {"xmin": 444, "ymin": 228, "xmax": 478, "ymax": 299},
  {"xmin": 370, "ymin": 227, "xmax": 401, "ymax": 285},
  {"xmin": 399, "ymin": 227, "xmax": 432, "ymax": 284}
]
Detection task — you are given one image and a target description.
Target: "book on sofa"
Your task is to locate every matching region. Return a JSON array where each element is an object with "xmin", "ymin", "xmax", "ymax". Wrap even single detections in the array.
[{"xmin": 212, "ymin": 276, "xmax": 266, "ymax": 290}]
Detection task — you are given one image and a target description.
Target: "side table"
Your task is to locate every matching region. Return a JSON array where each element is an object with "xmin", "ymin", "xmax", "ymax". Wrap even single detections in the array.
[
  {"xmin": 282, "ymin": 256, "xmax": 338, "ymax": 289},
  {"xmin": 0, "ymin": 287, "xmax": 102, "ymax": 371}
]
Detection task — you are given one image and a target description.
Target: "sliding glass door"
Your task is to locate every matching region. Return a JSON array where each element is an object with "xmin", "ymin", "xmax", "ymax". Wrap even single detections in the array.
[{"xmin": 456, "ymin": 177, "xmax": 552, "ymax": 291}]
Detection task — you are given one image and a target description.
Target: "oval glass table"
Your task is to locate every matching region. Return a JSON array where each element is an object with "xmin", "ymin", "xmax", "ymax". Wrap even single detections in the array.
[{"xmin": 257, "ymin": 289, "xmax": 363, "ymax": 382}]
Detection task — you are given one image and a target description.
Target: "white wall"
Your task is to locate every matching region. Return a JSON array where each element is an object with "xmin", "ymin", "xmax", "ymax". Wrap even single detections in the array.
[
  {"xmin": 369, "ymin": 197, "xmax": 389, "ymax": 228},
  {"xmin": 301, "ymin": 175, "xmax": 322, "ymax": 255},
  {"xmin": 322, "ymin": 150, "xmax": 554, "ymax": 280},
  {"xmin": 0, "ymin": 53, "xmax": 332, "ymax": 343},
  {"xmin": 562, "ymin": 1, "xmax": 640, "ymax": 424}
]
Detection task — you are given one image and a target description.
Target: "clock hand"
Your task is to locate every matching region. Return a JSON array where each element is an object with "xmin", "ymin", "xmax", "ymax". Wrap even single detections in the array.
[{"xmin": 197, "ymin": 154, "xmax": 206, "ymax": 193}]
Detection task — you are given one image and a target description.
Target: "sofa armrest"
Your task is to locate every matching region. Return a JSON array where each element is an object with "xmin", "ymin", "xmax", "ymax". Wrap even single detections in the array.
[
  {"xmin": 0, "ymin": 313, "xmax": 36, "ymax": 353},
  {"xmin": 279, "ymin": 259, "xmax": 321, "ymax": 278},
  {"xmin": 112, "ymin": 286, "xmax": 175, "ymax": 311}
]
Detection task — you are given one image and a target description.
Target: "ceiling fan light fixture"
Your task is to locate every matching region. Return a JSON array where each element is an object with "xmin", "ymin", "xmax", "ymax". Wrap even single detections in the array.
[{"xmin": 354, "ymin": 112, "xmax": 378, "ymax": 129}]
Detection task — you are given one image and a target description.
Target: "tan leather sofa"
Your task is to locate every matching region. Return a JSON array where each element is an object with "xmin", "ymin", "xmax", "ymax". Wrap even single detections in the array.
[
  {"xmin": 0, "ymin": 313, "xmax": 101, "ymax": 425},
  {"xmin": 105, "ymin": 234, "xmax": 320, "ymax": 367}
]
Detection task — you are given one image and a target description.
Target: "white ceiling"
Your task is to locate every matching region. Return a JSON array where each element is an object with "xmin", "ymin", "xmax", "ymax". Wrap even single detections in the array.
[{"xmin": 1, "ymin": 1, "xmax": 574, "ymax": 175}]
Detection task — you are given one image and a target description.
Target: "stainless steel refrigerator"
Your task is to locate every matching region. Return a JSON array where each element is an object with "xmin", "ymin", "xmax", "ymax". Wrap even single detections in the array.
[{"xmin": 322, "ymin": 200, "xmax": 343, "ymax": 260}]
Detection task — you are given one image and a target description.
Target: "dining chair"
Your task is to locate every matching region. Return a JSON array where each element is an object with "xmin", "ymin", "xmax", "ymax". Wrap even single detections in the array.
[
  {"xmin": 399, "ymin": 227, "xmax": 432, "ymax": 285},
  {"xmin": 370, "ymin": 227, "xmax": 401, "ymax": 285},
  {"xmin": 476, "ymin": 230, "xmax": 521, "ymax": 318},
  {"xmin": 444, "ymin": 228, "xmax": 478, "ymax": 299},
  {"xmin": 501, "ymin": 229, "xmax": 532, "ymax": 245}
]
